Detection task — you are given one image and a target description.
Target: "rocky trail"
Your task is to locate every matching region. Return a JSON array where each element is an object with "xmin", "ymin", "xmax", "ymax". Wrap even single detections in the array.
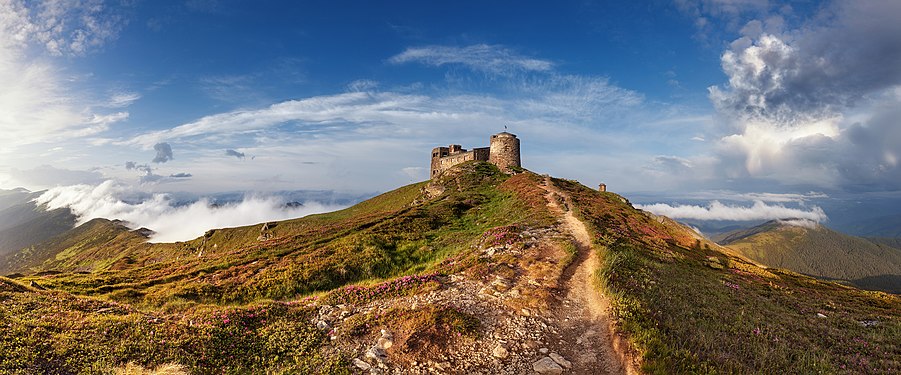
[
  {"xmin": 334, "ymin": 177, "xmax": 637, "ymax": 374},
  {"xmin": 539, "ymin": 177, "xmax": 635, "ymax": 375}
]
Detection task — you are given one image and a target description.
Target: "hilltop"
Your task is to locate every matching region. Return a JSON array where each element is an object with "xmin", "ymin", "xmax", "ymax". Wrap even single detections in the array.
[
  {"xmin": 1, "ymin": 162, "xmax": 899, "ymax": 374},
  {"xmin": 718, "ymin": 220, "xmax": 901, "ymax": 293}
]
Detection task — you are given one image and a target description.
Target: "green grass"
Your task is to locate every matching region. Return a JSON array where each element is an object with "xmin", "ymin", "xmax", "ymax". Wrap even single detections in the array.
[
  {"xmin": 0, "ymin": 276, "xmax": 348, "ymax": 374},
  {"xmin": 722, "ymin": 222, "xmax": 901, "ymax": 293},
  {"xmin": 0, "ymin": 162, "xmax": 554, "ymax": 373},
  {"xmin": 553, "ymin": 178, "xmax": 901, "ymax": 374}
]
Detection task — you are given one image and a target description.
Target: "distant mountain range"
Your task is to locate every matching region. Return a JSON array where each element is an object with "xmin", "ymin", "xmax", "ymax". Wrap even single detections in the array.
[
  {"xmin": 0, "ymin": 189, "xmax": 76, "ymax": 260},
  {"xmin": 716, "ymin": 220, "xmax": 901, "ymax": 293},
  {"xmin": 839, "ymin": 214, "xmax": 901, "ymax": 238}
]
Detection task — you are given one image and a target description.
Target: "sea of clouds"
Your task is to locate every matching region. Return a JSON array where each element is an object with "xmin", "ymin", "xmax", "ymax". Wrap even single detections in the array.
[
  {"xmin": 635, "ymin": 200, "xmax": 827, "ymax": 223},
  {"xmin": 34, "ymin": 180, "xmax": 344, "ymax": 242}
]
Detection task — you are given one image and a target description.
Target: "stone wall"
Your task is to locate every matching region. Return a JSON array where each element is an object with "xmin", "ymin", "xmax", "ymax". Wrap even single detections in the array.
[
  {"xmin": 488, "ymin": 132, "xmax": 521, "ymax": 172},
  {"xmin": 430, "ymin": 133, "xmax": 520, "ymax": 177}
]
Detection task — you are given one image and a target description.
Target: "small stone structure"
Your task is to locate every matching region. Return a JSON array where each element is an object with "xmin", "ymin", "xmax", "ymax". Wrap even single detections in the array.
[
  {"xmin": 598, "ymin": 183, "xmax": 606, "ymax": 192},
  {"xmin": 430, "ymin": 132, "xmax": 521, "ymax": 177}
]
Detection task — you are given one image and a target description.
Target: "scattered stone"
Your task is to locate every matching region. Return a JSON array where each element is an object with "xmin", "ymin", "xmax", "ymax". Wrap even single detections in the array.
[
  {"xmin": 492, "ymin": 344, "xmax": 509, "ymax": 359},
  {"xmin": 365, "ymin": 346, "xmax": 387, "ymax": 362},
  {"xmin": 377, "ymin": 329, "xmax": 394, "ymax": 349},
  {"xmin": 316, "ymin": 320, "xmax": 330, "ymax": 331},
  {"xmin": 860, "ymin": 320, "xmax": 880, "ymax": 327},
  {"xmin": 352, "ymin": 358, "xmax": 371, "ymax": 370},
  {"xmin": 491, "ymin": 277, "xmax": 512, "ymax": 292},
  {"xmin": 521, "ymin": 308, "xmax": 531, "ymax": 317},
  {"xmin": 532, "ymin": 357, "xmax": 564, "ymax": 375},
  {"xmin": 816, "ymin": 313, "xmax": 828, "ymax": 319},
  {"xmin": 549, "ymin": 353, "xmax": 572, "ymax": 369},
  {"xmin": 29, "ymin": 281, "xmax": 45, "ymax": 290},
  {"xmin": 539, "ymin": 347, "xmax": 549, "ymax": 354}
]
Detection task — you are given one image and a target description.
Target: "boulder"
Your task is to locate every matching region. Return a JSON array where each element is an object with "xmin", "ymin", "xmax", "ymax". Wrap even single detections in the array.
[
  {"xmin": 549, "ymin": 353, "xmax": 572, "ymax": 369},
  {"xmin": 352, "ymin": 358, "xmax": 371, "ymax": 370},
  {"xmin": 492, "ymin": 344, "xmax": 509, "ymax": 359},
  {"xmin": 533, "ymin": 357, "xmax": 563, "ymax": 374}
]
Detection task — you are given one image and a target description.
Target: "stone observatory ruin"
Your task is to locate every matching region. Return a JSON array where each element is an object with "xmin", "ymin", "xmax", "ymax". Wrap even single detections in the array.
[{"xmin": 430, "ymin": 132, "xmax": 521, "ymax": 178}]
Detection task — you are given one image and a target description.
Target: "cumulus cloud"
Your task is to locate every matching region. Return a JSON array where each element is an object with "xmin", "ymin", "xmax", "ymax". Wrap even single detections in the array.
[
  {"xmin": 169, "ymin": 172, "xmax": 192, "ymax": 178},
  {"xmin": 389, "ymin": 44, "xmax": 554, "ymax": 76},
  {"xmin": 705, "ymin": 1, "xmax": 901, "ymax": 192},
  {"xmin": 34, "ymin": 180, "xmax": 343, "ymax": 242},
  {"xmin": 225, "ymin": 149, "xmax": 245, "ymax": 159},
  {"xmin": 152, "ymin": 142, "xmax": 173, "ymax": 163},
  {"xmin": 636, "ymin": 200, "xmax": 827, "ymax": 222}
]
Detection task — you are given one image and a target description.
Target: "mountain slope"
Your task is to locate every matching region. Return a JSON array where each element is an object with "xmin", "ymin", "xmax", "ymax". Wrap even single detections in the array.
[
  {"xmin": 718, "ymin": 220, "xmax": 901, "ymax": 293},
  {"xmin": 554, "ymin": 180, "xmax": 900, "ymax": 374},
  {"xmin": 1, "ymin": 163, "xmax": 898, "ymax": 374},
  {"xmin": 0, "ymin": 188, "xmax": 77, "ymax": 258}
]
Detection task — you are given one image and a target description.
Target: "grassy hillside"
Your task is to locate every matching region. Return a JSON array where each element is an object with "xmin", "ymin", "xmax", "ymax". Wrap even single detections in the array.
[
  {"xmin": 2, "ymin": 166, "xmax": 899, "ymax": 374},
  {"xmin": 718, "ymin": 220, "xmax": 901, "ymax": 293},
  {"xmin": 0, "ymin": 207, "xmax": 75, "ymax": 261},
  {"xmin": 0, "ymin": 188, "xmax": 77, "ymax": 258},
  {"xmin": 1, "ymin": 162, "xmax": 557, "ymax": 373},
  {"xmin": 1, "ymin": 217, "xmax": 147, "ymax": 275},
  {"xmin": 555, "ymin": 179, "xmax": 900, "ymax": 374}
]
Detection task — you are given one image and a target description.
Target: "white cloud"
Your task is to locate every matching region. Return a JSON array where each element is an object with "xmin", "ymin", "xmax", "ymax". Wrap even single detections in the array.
[
  {"xmin": 347, "ymin": 79, "xmax": 379, "ymax": 92},
  {"xmin": 107, "ymin": 92, "xmax": 140, "ymax": 107},
  {"xmin": 777, "ymin": 218, "xmax": 818, "ymax": 229},
  {"xmin": 636, "ymin": 200, "xmax": 828, "ymax": 222},
  {"xmin": 7, "ymin": 165, "xmax": 105, "ymax": 189},
  {"xmin": 30, "ymin": 0, "xmax": 125, "ymax": 57},
  {"xmin": 0, "ymin": 0, "xmax": 128, "ymax": 152},
  {"xmin": 34, "ymin": 180, "xmax": 344, "ymax": 242},
  {"xmin": 389, "ymin": 44, "xmax": 554, "ymax": 76},
  {"xmin": 705, "ymin": 1, "xmax": 901, "ymax": 192}
]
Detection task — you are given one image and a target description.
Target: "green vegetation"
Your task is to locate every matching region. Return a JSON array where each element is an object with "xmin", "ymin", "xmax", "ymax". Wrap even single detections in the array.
[
  {"xmin": 720, "ymin": 220, "xmax": 901, "ymax": 293},
  {"xmin": 553, "ymin": 178, "xmax": 901, "ymax": 374},
  {"xmin": 0, "ymin": 162, "xmax": 553, "ymax": 373},
  {"xmin": 0, "ymin": 276, "xmax": 346, "ymax": 374},
  {"xmin": 4, "ymin": 166, "xmax": 898, "ymax": 373}
]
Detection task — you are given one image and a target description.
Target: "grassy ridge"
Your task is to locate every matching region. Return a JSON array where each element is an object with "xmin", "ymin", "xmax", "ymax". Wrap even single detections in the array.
[
  {"xmin": 720, "ymin": 221, "xmax": 901, "ymax": 293},
  {"xmin": 0, "ymin": 162, "xmax": 554, "ymax": 373},
  {"xmin": 552, "ymin": 178, "xmax": 901, "ymax": 374}
]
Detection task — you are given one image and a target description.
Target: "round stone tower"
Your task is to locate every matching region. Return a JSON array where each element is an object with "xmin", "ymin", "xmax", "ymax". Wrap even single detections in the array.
[{"xmin": 489, "ymin": 132, "xmax": 521, "ymax": 172}]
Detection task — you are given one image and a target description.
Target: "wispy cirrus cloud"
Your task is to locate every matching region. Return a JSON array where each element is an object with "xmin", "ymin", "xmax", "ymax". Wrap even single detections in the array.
[
  {"xmin": 389, "ymin": 44, "xmax": 554, "ymax": 76},
  {"xmin": 107, "ymin": 92, "xmax": 141, "ymax": 108}
]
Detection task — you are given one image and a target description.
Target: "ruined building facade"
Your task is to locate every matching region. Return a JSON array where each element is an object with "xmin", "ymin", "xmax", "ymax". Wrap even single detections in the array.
[{"xmin": 430, "ymin": 132, "xmax": 521, "ymax": 177}]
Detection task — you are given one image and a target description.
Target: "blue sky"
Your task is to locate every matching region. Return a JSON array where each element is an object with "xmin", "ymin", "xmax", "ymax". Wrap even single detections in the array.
[{"xmin": 3, "ymin": 0, "xmax": 901, "ymax": 231}]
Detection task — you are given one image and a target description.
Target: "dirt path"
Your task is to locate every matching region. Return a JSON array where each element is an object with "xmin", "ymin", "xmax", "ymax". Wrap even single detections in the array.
[{"xmin": 540, "ymin": 177, "xmax": 637, "ymax": 375}]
